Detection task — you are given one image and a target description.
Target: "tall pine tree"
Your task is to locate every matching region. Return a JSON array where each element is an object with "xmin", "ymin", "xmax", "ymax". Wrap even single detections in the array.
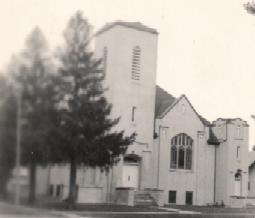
[
  {"xmin": 53, "ymin": 11, "xmax": 135, "ymax": 207},
  {"xmin": 0, "ymin": 75, "xmax": 17, "ymax": 199},
  {"xmin": 10, "ymin": 27, "xmax": 58, "ymax": 204}
]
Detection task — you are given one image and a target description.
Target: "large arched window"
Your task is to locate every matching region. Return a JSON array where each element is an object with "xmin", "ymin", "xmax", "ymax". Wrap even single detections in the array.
[
  {"xmin": 170, "ymin": 133, "xmax": 193, "ymax": 170},
  {"xmin": 131, "ymin": 46, "xmax": 141, "ymax": 80}
]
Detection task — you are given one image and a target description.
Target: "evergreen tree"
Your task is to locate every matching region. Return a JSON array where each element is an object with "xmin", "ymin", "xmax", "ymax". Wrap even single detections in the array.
[
  {"xmin": 53, "ymin": 11, "xmax": 135, "ymax": 207},
  {"xmin": 0, "ymin": 75, "xmax": 16, "ymax": 199},
  {"xmin": 10, "ymin": 27, "xmax": 58, "ymax": 204},
  {"xmin": 244, "ymin": 1, "xmax": 255, "ymax": 14}
]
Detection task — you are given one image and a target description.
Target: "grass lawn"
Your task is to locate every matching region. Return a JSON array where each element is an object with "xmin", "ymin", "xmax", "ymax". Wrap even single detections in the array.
[
  {"xmin": 39, "ymin": 201, "xmax": 167, "ymax": 212},
  {"xmin": 167, "ymin": 204, "xmax": 255, "ymax": 214},
  {"xmin": 3, "ymin": 199, "xmax": 255, "ymax": 218},
  {"xmin": 71, "ymin": 204, "xmax": 255, "ymax": 218},
  {"xmin": 0, "ymin": 201, "xmax": 64, "ymax": 217}
]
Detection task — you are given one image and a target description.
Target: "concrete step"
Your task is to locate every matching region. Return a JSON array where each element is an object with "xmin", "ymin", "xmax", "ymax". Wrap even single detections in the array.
[{"xmin": 134, "ymin": 192, "xmax": 157, "ymax": 206}]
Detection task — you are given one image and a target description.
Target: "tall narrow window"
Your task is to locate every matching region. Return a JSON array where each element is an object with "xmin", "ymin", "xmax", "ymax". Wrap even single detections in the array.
[
  {"xmin": 56, "ymin": 184, "xmax": 61, "ymax": 197},
  {"xmin": 170, "ymin": 144, "xmax": 177, "ymax": 169},
  {"xmin": 178, "ymin": 146, "xmax": 185, "ymax": 169},
  {"xmin": 237, "ymin": 146, "xmax": 240, "ymax": 159},
  {"xmin": 170, "ymin": 133, "xmax": 193, "ymax": 170},
  {"xmin": 49, "ymin": 184, "xmax": 54, "ymax": 196},
  {"xmin": 132, "ymin": 106, "xmax": 136, "ymax": 122},
  {"xmin": 131, "ymin": 46, "xmax": 141, "ymax": 80},
  {"xmin": 237, "ymin": 126, "xmax": 241, "ymax": 138},
  {"xmin": 103, "ymin": 47, "xmax": 108, "ymax": 74},
  {"xmin": 186, "ymin": 147, "xmax": 192, "ymax": 169}
]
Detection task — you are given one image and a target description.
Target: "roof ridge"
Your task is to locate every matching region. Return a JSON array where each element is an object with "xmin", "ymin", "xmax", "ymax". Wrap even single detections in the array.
[
  {"xmin": 157, "ymin": 94, "xmax": 211, "ymax": 127},
  {"xmin": 96, "ymin": 20, "xmax": 158, "ymax": 36}
]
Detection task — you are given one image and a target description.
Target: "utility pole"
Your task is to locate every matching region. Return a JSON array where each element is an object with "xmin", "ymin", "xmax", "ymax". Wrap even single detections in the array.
[{"xmin": 14, "ymin": 90, "xmax": 21, "ymax": 205}]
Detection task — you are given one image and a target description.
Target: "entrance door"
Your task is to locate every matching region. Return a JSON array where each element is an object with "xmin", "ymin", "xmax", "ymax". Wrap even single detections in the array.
[
  {"xmin": 185, "ymin": 191, "xmax": 193, "ymax": 205},
  {"xmin": 235, "ymin": 172, "xmax": 241, "ymax": 196},
  {"xmin": 235, "ymin": 180, "xmax": 241, "ymax": 196},
  {"xmin": 122, "ymin": 165, "xmax": 139, "ymax": 188}
]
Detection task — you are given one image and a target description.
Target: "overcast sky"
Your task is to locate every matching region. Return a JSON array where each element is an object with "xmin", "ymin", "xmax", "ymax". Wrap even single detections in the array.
[{"xmin": 1, "ymin": 0, "xmax": 255, "ymax": 147}]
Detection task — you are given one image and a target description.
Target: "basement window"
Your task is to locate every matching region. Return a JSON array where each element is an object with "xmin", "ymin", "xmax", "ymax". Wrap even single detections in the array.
[{"xmin": 168, "ymin": 190, "xmax": 176, "ymax": 203}]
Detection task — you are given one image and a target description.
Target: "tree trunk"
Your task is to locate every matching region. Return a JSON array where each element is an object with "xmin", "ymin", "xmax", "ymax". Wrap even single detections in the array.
[
  {"xmin": 28, "ymin": 163, "xmax": 36, "ymax": 204},
  {"xmin": 0, "ymin": 176, "xmax": 8, "ymax": 200},
  {"xmin": 68, "ymin": 157, "xmax": 77, "ymax": 208}
]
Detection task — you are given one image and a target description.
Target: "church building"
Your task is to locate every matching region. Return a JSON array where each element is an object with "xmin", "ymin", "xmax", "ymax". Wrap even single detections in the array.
[{"xmin": 34, "ymin": 21, "xmax": 250, "ymax": 208}]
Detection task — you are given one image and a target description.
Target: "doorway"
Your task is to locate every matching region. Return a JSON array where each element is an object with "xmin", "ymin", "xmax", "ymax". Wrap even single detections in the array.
[
  {"xmin": 122, "ymin": 164, "xmax": 139, "ymax": 188},
  {"xmin": 235, "ymin": 172, "xmax": 241, "ymax": 196},
  {"xmin": 185, "ymin": 191, "xmax": 193, "ymax": 205}
]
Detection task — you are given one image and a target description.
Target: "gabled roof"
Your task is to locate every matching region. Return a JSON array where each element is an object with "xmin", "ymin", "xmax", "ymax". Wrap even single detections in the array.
[
  {"xmin": 155, "ymin": 86, "xmax": 211, "ymax": 127},
  {"xmin": 155, "ymin": 85, "xmax": 176, "ymax": 117},
  {"xmin": 96, "ymin": 21, "xmax": 158, "ymax": 36},
  {"xmin": 155, "ymin": 85, "xmax": 219, "ymax": 146}
]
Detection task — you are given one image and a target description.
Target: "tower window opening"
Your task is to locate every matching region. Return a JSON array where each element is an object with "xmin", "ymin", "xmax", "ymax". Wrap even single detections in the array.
[
  {"xmin": 131, "ymin": 46, "xmax": 141, "ymax": 80},
  {"xmin": 237, "ymin": 146, "xmax": 240, "ymax": 159},
  {"xmin": 132, "ymin": 106, "xmax": 136, "ymax": 122}
]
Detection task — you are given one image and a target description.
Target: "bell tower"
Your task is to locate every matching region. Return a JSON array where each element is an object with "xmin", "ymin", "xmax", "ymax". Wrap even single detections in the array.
[
  {"xmin": 94, "ymin": 21, "xmax": 158, "ymax": 190},
  {"xmin": 94, "ymin": 21, "xmax": 158, "ymax": 150}
]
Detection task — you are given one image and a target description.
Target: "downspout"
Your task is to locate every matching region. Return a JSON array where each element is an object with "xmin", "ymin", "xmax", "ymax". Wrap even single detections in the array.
[
  {"xmin": 157, "ymin": 126, "xmax": 161, "ymax": 189},
  {"xmin": 106, "ymin": 170, "xmax": 109, "ymax": 202},
  {"xmin": 225, "ymin": 122, "xmax": 228, "ymax": 142},
  {"xmin": 195, "ymin": 131, "xmax": 200, "ymax": 205},
  {"xmin": 225, "ymin": 123, "xmax": 229, "ymax": 203},
  {"xmin": 214, "ymin": 144, "xmax": 217, "ymax": 203},
  {"xmin": 47, "ymin": 165, "xmax": 51, "ymax": 195},
  {"xmin": 110, "ymin": 167, "xmax": 114, "ymax": 202}
]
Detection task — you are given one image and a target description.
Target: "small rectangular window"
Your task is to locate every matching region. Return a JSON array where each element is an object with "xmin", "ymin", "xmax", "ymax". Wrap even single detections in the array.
[
  {"xmin": 132, "ymin": 106, "xmax": 136, "ymax": 122},
  {"xmin": 168, "ymin": 190, "xmax": 176, "ymax": 203},
  {"xmin": 186, "ymin": 191, "xmax": 193, "ymax": 205},
  {"xmin": 49, "ymin": 184, "xmax": 54, "ymax": 196},
  {"xmin": 237, "ymin": 126, "xmax": 241, "ymax": 138},
  {"xmin": 56, "ymin": 184, "xmax": 61, "ymax": 197},
  {"xmin": 237, "ymin": 146, "xmax": 240, "ymax": 159}
]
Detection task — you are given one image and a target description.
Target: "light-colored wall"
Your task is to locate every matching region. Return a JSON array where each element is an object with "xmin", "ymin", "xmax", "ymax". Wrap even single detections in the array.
[
  {"xmin": 36, "ymin": 166, "xmax": 50, "ymax": 196},
  {"xmin": 94, "ymin": 25, "xmax": 158, "ymax": 189},
  {"xmin": 154, "ymin": 97, "xmax": 215, "ymax": 205},
  {"xmin": 43, "ymin": 164, "xmax": 113, "ymax": 203},
  {"xmin": 249, "ymin": 164, "xmax": 255, "ymax": 197},
  {"xmin": 213, "ymin": 119, "xmax": 249, "ymax": 206}
]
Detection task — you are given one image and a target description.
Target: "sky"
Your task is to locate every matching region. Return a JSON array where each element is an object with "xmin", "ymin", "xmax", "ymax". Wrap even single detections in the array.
[{"xmin": 1, "ymin": 0, "xmax": 255, "ymax": 147}]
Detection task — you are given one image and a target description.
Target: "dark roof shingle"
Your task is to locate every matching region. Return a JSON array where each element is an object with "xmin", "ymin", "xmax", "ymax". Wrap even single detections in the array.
[
  {"xmin": 155, "ymin": 86, "xmax": 211, "ymax": 127},
  {"xmin": 96, "ymin": 21, "xmax": 158, "ymax": 36},
  {"xmin": 155, "ymin": 85, "xmax": 176, "ymax": 117}
]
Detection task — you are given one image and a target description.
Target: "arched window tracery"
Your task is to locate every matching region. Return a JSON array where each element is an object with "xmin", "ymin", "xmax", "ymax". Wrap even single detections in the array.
[{"xmin": 170, "ymin": 133, "xmax": 193, "ymax": 170}]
